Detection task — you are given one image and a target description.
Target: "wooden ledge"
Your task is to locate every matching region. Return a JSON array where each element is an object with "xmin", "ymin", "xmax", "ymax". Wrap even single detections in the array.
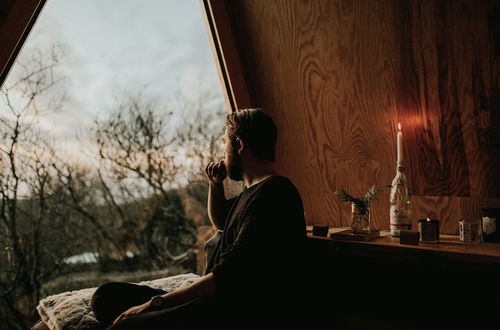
[{"xmin": 307, "ymin": 226, "xmax": 500, "ymax": 264}]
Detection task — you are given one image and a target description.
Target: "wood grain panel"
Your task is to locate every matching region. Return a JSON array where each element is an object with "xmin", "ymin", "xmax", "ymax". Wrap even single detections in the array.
[
  {"xmin": 212, "ymin": 0, "xmax": 500, "ymax": 234},
  {"xmin": 395, "ymin": 0, "xmax": 500, "ymax": 197}
]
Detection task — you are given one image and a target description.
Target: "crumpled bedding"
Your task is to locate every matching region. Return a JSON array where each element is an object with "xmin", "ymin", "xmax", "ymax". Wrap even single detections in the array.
[{"xmin": 35, "ymin": 273, "xmax": 200, "ymax": 330}]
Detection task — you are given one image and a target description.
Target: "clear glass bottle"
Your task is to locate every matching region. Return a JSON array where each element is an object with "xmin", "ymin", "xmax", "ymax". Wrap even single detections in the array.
[{"xmin": 389, "ymin": 165, "xmax": 412, "ymax": 237}]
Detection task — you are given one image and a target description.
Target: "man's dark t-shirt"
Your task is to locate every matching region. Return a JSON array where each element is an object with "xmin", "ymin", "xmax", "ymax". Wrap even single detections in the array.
[
  {"xmin": 92, "ymin": 176, "xmax": 307, "ymax": 330},
  {"xmin": 205, "ymin": 175, "xmax": 306, "ymax": 310}
]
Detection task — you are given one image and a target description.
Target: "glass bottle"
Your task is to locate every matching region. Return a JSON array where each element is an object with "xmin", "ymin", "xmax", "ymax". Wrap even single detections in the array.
[{"xmin": 389, "ymin": 164, "xmax": 412, "ymax": 237}]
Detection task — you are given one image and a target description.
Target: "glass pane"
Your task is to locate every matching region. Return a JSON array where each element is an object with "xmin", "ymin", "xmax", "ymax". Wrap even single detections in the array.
[{"xmin": 0, "ymin": 1, "xmax": 235, "ymax": 327}]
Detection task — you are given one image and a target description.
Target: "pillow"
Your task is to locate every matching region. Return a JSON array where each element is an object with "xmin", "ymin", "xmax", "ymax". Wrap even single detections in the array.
[{"xmin": 36, "ymin": 273, "xmax": 200, "ymax": 330}]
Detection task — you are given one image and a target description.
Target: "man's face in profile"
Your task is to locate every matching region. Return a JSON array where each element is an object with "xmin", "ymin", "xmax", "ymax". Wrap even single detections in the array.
[{"xmin": 224, "ymin": 129, "xmax": 243, "ymax": 181}]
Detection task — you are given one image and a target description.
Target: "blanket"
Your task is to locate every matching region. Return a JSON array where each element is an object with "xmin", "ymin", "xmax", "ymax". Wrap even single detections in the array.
[{"xmin": 36, "ymin": 273, "xmax": 201, "ymax": 330}]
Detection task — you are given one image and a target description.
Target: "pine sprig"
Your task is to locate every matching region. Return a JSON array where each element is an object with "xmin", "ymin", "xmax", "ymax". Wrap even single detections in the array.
[{"xmin": 335, "ymin": 185, "xmax": 390, "ymax": 212}]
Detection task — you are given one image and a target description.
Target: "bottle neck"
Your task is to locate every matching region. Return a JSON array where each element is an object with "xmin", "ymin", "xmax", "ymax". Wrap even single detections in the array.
[{"xmin": 396, "ymin": 166, "xmax": 404, "ymax": 172}]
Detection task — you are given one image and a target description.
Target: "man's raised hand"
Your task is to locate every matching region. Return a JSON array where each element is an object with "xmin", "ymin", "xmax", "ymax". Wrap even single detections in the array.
[{"xmin": 205, "ymin": 161, "xmax": 227, "ymax": 184}]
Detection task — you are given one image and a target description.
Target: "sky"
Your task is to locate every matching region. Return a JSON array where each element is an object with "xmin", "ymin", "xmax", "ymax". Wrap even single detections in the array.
[{"xmin": 6, "ymin": 0, "xmax": 223, "ymax": 161}]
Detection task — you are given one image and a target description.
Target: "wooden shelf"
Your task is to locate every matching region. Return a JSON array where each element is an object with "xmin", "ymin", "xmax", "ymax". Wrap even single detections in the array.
[
  {"xmin": 307, "ymin": 226, "xmax": 500, "ymax": 263},
  {"xmin": 305, "ymin": 227, "xmax": 500, "ymax": 329}
]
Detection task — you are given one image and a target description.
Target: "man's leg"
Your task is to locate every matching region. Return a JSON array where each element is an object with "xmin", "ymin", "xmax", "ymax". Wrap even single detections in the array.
[
  {"xmin": 91, "ymin": 282, "xmax": 167, "ymax": 328},
  {"xmin": 107, "ymin": 296, "xmax": 222, "ymax": 330}
]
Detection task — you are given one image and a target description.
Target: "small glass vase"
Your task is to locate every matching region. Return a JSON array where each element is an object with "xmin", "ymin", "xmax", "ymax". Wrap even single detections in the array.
[{"xmin": 351, "ymin": 203, "xmax": 370, "ymax": 233}]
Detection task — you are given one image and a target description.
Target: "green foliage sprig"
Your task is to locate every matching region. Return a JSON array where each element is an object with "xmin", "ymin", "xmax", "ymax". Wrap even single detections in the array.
[{"xmin": 335, "ymin": 185, "xmax": 391, "ymax": 213}]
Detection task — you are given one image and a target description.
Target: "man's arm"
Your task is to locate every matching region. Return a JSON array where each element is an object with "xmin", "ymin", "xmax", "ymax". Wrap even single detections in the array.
[
  {"xmin": 157, "ymin": 273, "xmax": 216, "ymax": 307},
  {"xmin": 206, "ymin": 161, "xmax": 228, "ymax": 230},
  {"xmin": 112, "ymin": 274, "xmax": 217, "ymax": 324}
]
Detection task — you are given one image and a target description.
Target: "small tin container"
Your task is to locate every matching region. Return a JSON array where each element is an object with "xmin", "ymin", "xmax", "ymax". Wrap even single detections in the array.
[{"xmin": 459, "ymin": 219, "xmax": 481, "ymax": 243}]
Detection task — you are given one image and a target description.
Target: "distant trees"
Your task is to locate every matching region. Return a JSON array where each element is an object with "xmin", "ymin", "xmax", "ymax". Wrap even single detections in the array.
[
  {"xmin": 0, "ymin": 46, "xmax": 72, "ymax": 329},
  {"xmin": 0, "ymin": 46, "xmax": 227, "ymax": 330},
  {"xmin": 88, "ymin": 91, "xmax": 223, "ymax": 270}
]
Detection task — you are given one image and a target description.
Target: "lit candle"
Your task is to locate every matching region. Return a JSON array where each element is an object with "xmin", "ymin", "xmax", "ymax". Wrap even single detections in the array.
[
  {"xmin": 418, "ymin": 218, "xmax": 440, "ymax": 243},
  {"xmin": 397, "ymin": 123, "xmax": 403, "ymax": 165}
]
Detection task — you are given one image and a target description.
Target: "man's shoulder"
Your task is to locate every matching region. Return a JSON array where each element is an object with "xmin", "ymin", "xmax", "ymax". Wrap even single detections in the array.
[
  {"xmin": 251, "ymin": 175, "xmax": 301, "ymax": 201},
  {"xmin": 256, "ymin": 175, "xmax": 294, "ymax": 190}
]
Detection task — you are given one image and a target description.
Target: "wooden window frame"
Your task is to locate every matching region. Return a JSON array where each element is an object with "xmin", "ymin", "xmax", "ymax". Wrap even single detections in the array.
[
  {"xmin": 200, "ymin": 0, "xmax": 254, "ymax": 113},
  {"xmin": 0, "ymin": 0, "xmax": 46, "ymax": 87}
]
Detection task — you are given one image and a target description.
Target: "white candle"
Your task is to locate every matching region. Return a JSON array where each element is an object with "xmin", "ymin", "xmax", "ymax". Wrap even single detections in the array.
[{"xmin": 397, "ymin": 123, "xmax": 403, "ymax": 164}]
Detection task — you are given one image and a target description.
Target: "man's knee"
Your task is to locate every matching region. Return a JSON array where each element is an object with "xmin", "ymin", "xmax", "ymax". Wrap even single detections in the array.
[
  {"xmin": 91, "ymin": 282, "xmax": 121, "ymax": 312},
  {"xmin": 91, "ymin": 282, "xmax": 127, "ymax": 326}
]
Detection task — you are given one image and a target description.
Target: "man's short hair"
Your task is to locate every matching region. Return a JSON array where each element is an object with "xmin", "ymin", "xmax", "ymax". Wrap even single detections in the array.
[{"xmin": 226, "ymin": 108, "xmax": 277, "ymax": 162}]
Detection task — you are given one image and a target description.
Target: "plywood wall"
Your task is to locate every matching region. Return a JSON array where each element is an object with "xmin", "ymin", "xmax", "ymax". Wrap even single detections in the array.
[{"xmin": 215, "ymin": 0, "xmax": 500, "ymax": 234}]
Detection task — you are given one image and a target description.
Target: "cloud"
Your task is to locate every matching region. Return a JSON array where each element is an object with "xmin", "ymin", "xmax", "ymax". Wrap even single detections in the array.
[{"xmin": 5, "ymin": 0, "xmax": 224, "ymax": 160}]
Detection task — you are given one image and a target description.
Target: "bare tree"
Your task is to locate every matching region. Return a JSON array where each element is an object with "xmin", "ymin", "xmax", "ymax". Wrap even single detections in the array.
[
  {"xmin": 0, "ymin": 43, "xmax": 231, "ymax": 329},
  {"xmin": 90, "ymin": 92, "xmax": 222, "ymax": 270},
  {"xmin": 0, "ymin": 46, "xmax": 70, "ymax": 329}
]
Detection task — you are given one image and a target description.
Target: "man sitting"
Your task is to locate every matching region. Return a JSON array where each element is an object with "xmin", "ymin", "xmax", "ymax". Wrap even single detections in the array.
[{"xmin": 91, "ymin": 108, "xmax": 307, "ymax": 329}]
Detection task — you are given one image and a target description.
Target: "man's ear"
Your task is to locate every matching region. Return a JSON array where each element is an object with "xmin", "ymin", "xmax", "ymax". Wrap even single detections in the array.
[{"xmin": 235, "ymin": 137, "xmax": 245, "ymax": 154}]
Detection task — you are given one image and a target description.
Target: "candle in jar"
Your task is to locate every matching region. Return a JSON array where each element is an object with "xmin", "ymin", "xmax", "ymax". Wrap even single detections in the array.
[
  {"xmin": 397, "ymin": 123, "xmax": 403, "ymax": 164},
  {"xmin": 418, "ymin": 218, "xmax": 440, "ymax": 243}
]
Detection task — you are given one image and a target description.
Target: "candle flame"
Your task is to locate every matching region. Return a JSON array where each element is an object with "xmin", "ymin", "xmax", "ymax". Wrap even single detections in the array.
[
  {"xmin": 398, "ymin": 123, "xmax": 401, "ymax": 131},
  {"xmin": 427, "ymin": 217, "xmax": 431, "ymax": 221}
]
